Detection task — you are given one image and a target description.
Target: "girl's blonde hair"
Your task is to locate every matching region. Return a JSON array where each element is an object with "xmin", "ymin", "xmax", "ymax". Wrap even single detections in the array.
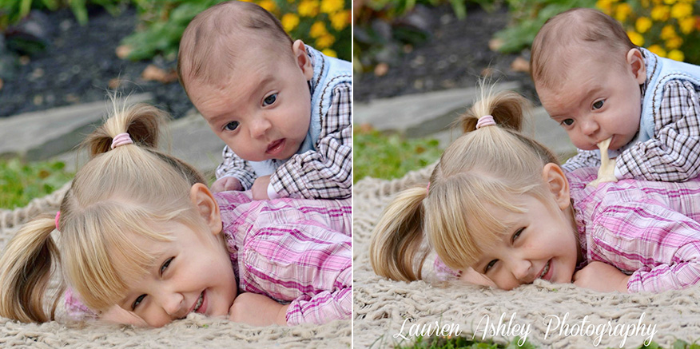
[
  {"xmin": 0, "ymin": 102, "xmax": 208, "ymax": 323},
  {"xmin": 369, "ymin": 90, "xmax": 559, "ymax": 282}
]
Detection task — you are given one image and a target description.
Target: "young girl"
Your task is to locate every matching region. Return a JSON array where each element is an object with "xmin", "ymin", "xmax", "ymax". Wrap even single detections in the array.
[
  {"xmin": 370, "ymin": 90, "xmax": 700, "ymax": 294},
  {"xmin": 0, "ymin": 103, "xmax": 351, "ymax": 327}
]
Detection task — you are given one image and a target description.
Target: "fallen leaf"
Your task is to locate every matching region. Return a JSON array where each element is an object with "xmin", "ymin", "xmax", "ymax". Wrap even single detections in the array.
[
  {"xmin": 481, "ymin": 67, "xmax": 494, "ymax": 77},
  {"xmin": 510, "ymin": 57, "xmax": 530, "ymax": 73},
  {"xmin": 116, "ymin": 45, "xmax": 132, "ymax": 59},
  {"xmin": 374, "ymin": 63, "xmax": 388, "ymax": 77},
  {"xmin": 489, "ymin": 38, "xmax": 504, "ymax": 52},
  {"xmin": 108, "ymin": 78, "xmax": 122, "ymax": 89},
  {"xmin": 142, "ymin": 65, "xmax": 178, "ymax": 83},
  {"xmin": 358, "ymin": 123, "xmax": 374, "ymax": 133}
]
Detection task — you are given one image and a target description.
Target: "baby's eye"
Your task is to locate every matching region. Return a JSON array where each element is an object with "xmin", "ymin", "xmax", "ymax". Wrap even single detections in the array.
[
  {"xmin": 160, "ymin": 257, "xmax": 174, "ymax": 276},
  {"xmin": 561, "ymin": 119, "xmax": 574, "ymax": 127},
  {"xmin": 132, "ymin": 294, "xmax": 146, "ymax": 310},
  {"xmin": 224, "ymin": 121, "xmax": 240, "ymax": 131},
  {"xmin": 592, "ymin": 100, "xmax": 605, "ymax": 110},
  {"xmin": 263, "ymin": 93, "xmax": 277, "ymax": 106},
  {"xmin": 484, "ymin": 259, "xmax": 498, "ymax": 273}
]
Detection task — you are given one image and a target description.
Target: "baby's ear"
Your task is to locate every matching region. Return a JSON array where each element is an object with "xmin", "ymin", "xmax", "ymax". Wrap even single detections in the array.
[
  {"xmin": 292, "ymin": 40, "xmax": 314, "ymax": 81},
  {"xmin": 542, "ymin": 163, "xmax": 571, "ymax": 211},
  {"xmin": 627, "ymin": 48, "xmax": 646, "ymax": 85},
  {"xmin": 189, "ymin": 183, "xmax": 222, "ymax": 236}
]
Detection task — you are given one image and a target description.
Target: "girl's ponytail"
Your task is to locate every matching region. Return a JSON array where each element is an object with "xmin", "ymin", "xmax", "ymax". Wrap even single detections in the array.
[
  {"xmin": 0, "ymin": 215, "xmax": 64, "ymax": 323},
  {"xmin": 460, "ymin": 90, "xmax": 529, "ymax": 133},
  {"xmin": 370, "ymin": 187, "xmax": 430, "ymax": 282}
]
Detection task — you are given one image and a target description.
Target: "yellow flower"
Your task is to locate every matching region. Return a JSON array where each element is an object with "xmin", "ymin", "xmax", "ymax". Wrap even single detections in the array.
[
  {"xmin": 310, "ymin": 21, "xmax": 328, "ymax": 38},
  {"xmin": 663, "ymin": 0, "xmax": 676, "ymax": 4},
  {"xmin": 635, "ymin": 17, "xmax": 653, "ymax": 33},
  {"xmin": 627, "ymin": 31, "xmax": 644, "ymax": 46},
  {"xmin": 320, "ymin": 0, "xmax": 344, "ymax": 14},
  {"xmin": 330, "ymin": 10, "xmax": 350, "ymax": 31},
  {"xmin": 615, "ymin": 3, "xmax": 633, "ymax": 22},
  {"xmin": 668, "ymin": 49, "xmax": 684, "ymax": 61},
  {"xmin": 679, "ymin": 16, "xmax": 696, "ymax": 34},
  {"xmin": 258, "ymin": 0, "xmax": 276, "ymax": 12},
  {"xmin": 596, "ymin": 0, "xmax": 613, "ymax": 14},
  {"xmin": 666, "ymin": 36, "xmax": 683, "ymax": 49},
  {"xmin": 648, "ymin": 44, "xmax": 667, "ymax": 57},
  {"xmin": 660, "ymin": 24, "xmax": 677, "ymax": 40},
  {"xmin": 322, "ymin": 48, "xmax": 337, "ymax": 58},
  {"xmin": 671, "ymin": 2, "xmax": 693, "ymax": 19},
  {"xmin": 298, "ymin": 0, "xmax": 319, "ymax": 17},
  {"xmin": 651, "ymin": 5, "xmax": 670, "ymax": 21},
  {"xmin": 281, "ymin": 13, "xmax": 300, "ymax": 32},
  {"xmin": 315, "ymin": 34, "xmax": 335, "ymax": 49}
]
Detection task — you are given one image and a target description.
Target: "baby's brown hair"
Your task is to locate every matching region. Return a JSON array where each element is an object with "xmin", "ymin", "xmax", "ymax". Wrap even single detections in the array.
[
  {"xmin": 530, "ymin": 8, "xmax": 636, "ymax": 89},
  {"xmin": 177, "ymin": 1, "xmax": 294, "ymax": 95}
]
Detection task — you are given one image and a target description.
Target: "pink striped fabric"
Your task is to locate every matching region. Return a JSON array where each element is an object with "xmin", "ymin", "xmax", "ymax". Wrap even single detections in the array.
[
  {"xmin": 216, "ymin": 191, "xmax": 352, "ymax": 325},
  {"xmin": 568, "ymin": 167, "xmax": 700, "ymax": 292}
]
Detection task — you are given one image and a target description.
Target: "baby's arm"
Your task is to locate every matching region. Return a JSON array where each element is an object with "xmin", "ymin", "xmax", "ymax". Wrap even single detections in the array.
[
  {"xmin": 269, "ymin": 83, "xmax": 352, "ymax": 199},
  {"xmin": 215, "ymin": 145, "xmax": 256, "ymax": 191},
  {"xmin": 616, "ymin": 80, "xmax": 700, "ymax": 182},
  {"xmin": 561, "ymin": 149, "xmax": 602, "ymax": 173},
  {"xmin": 591, "ymin": 197, "xmax": 700, "ymax": 293}
]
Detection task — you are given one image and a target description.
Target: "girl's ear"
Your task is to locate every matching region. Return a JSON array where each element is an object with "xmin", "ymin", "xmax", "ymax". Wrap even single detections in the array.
[
  {"xmin": 189, "ymin": 183, "xmax": 222, "ymax": 236},
  {"xmin": 627, "ymin": 48, "xmax": 646, "ymax": 85},
  {"xmin": 542, "ymin": 163, "xmax": 571, "ymax": 211},
  {"xmin": 292, "ymin": 40, "xmax": 314, "ymax": 81}
]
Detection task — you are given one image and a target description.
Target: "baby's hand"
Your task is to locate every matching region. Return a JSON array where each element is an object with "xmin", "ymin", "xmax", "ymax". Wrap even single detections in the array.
[
  {"xmin": 228, "ymin": 292, "xmax": 289, "ymax": 326},
  {"xmin": 573, "ymin": 261, "xmax": 630, "ymax": 293},
  {"xmin": 251, "ymin": 175, "xmax": 271, "ymax": 200},
  {"xmin": 211, "ymin": 176, "xmax": 243, "ymax": 193}
]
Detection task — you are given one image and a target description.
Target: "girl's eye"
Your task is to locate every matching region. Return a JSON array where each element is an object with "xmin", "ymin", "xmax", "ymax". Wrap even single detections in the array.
[
  {"xmin": 511, "ymin": 227, "xmax": 525, "ymax": 243},
  {"xmin": 224, "ymin": 121, "xmax": 239, "ymax": 131},
  {"xmin": 160, "ymin": 257, "xmax": 174, "ymax": 276},
  {"xmin": 484, "ymin": 259, "xmax": 498, "ymax": 273},
  {"xmin": 592, "ymin": 100, "xmax": 605, "ymax": 110},
  {"xmin": 132, "ymin": 294, "xmax": 146, "ymax": 310},
  {"xmin": 263, "ymin": 93, "xmax": 277, "ymax": 106},
  {"xmin": 561, "ymin": 119, "xmax": 574, "ymax": 126}
]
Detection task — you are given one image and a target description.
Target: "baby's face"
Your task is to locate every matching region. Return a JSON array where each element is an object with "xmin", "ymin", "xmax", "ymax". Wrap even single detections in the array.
[
  {"xmin": 189, "ymin": 40, "xmax": 314, "ymax": 162},
  {"xmin": 112, "ymin": 221, "xmax": 237, "ymax": 327},
  {"xmin": 537, "ymin": 49, "xmax": 646, "ymax": 152},
  {"xmin": 469, "ymin": 195, "xmax": 580, "ymax": 290}
]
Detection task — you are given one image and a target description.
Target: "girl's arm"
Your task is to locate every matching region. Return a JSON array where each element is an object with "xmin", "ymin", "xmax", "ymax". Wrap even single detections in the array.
[{"xmin": 590, "ymin": 197, "xmax": 700, "ymax": 292}]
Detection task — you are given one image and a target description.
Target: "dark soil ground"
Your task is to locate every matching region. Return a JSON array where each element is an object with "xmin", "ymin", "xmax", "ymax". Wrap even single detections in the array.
[
  {"xmin": 355, "ymin": 4, "xmax": 539, "ymax": 104},
  {"xmin": 0, "ymin": 6, "xmax": 192, "ymax": 119}
]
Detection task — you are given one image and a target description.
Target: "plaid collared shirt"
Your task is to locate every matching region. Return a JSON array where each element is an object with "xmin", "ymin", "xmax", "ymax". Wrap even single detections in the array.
[
  {"xmin": 215, "ymin": 53, "xmax": 352, "ymax": 200},
  {"xmin": 216, "ymin": 191, "xmax": 352, "ymax": 325},
  {"xmin": 563, "ymin": 49, "xmax": 700, "ymax": 182}
]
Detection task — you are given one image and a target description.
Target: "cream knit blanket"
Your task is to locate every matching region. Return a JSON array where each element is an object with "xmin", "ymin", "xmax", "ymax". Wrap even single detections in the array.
[
  {"xmin": 353, "ymin": 166, "xmax": 700, "ymax": 349},
  {"xmin": 0, "ymin": 182, "xmax": 350, "ymax": 348}
]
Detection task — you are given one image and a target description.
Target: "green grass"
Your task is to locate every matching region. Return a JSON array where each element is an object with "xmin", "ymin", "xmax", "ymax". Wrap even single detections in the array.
[
  {"xmin": 354, "ymin": 127, "xmax": 443, "ymax": 183},
  {"xmin": 0, "ymin": 158, "xmax": 73, "ymax": 210}
]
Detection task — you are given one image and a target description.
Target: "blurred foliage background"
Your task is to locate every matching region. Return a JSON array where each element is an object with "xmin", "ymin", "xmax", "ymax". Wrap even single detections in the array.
[
  {"xmin": 354, "ymin": 0, "xmax": 700, "ymax": 73},
  {"xmin": 0, "ymin": 0, "xmax": 351, "ymax": 62}
]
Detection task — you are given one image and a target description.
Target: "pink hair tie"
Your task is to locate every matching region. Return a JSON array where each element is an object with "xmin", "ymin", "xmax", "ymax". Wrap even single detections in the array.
[
  {"xmin": 55, "ymin": 211, "xmax": 60, "ymax": 230},
  {"xmin": 111, "ymin": 133, "xmax": 133, "ymax": 149},
  {"xmin": 426, "ymin": 182, "xmax": 430, "ymax": 195},
  {"xmin": 476, "ymin": 115, "xmax": 496, "ymax": 129}
]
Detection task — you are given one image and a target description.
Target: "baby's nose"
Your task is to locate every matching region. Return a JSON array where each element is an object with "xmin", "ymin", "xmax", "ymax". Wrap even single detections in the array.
[{"xmin": 581, "ymin": 119, "xmax": 599, "ymax": 136}]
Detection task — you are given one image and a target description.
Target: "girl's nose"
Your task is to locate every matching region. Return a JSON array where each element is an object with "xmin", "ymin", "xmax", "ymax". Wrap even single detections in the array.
[
  {"xmin": 509, "ymin": 258, "xmax": 532, "ymax": 283},
  {"xmin": 159, "ymin": 292, "xmax": 185, "ymax": 318}
]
